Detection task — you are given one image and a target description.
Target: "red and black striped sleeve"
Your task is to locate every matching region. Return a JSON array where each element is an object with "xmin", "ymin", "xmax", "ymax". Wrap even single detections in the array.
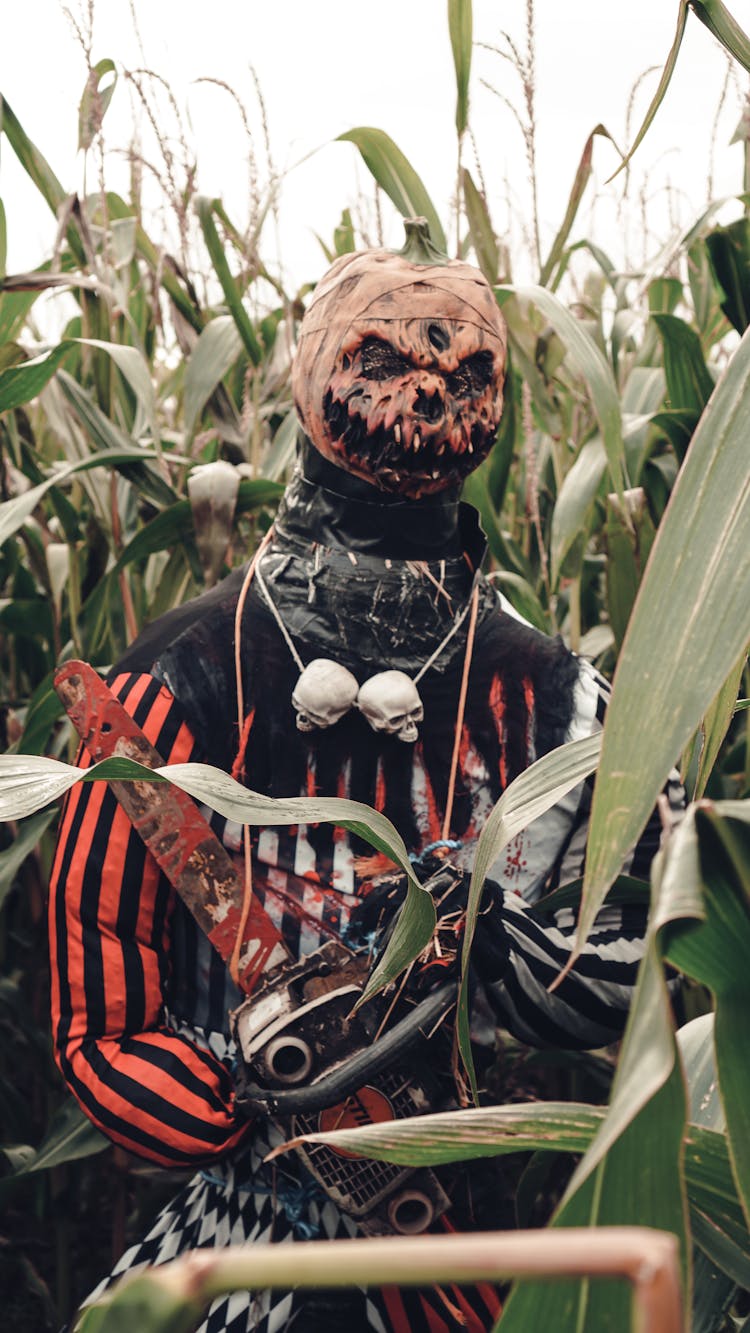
[{"xmin": 48, "ymin": 671, "xmax": 248, "ymax": 1167}]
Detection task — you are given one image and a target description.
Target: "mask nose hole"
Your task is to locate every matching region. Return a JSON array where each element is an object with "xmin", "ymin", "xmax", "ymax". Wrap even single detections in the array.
[{"xmin": 414, "ymin": 387, "xmax": 444, "ymax": 421}]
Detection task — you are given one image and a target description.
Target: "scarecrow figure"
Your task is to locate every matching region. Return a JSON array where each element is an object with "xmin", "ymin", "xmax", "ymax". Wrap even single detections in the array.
[{"xmin": 49, "ymin": 222, "xmax": 683, "ymax": 1332}]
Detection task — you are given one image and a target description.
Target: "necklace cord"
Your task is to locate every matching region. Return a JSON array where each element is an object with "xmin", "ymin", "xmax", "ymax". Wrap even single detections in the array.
[
  {"xmin": 253, "ymin": 557, "xmax": 306, "ymax": 672},
  {"xmin": 413, "ymin": 580, "xmax": 476, "ymax": 685},
  {"xmin": 230, "ymin": 526, "xmax": 275, "ymax": 987},
  {"xmin": 255, "ymin": 552, "xmax": 478, "ymax": 690},
  {"xmin": 441, "ymin": 581, "xmax": 480, "ymax": 842}
]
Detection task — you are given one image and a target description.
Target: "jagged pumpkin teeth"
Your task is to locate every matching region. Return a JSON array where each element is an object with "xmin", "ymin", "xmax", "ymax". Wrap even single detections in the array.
[{"xmin": 293, "ymin": 219, "xmax": 507, "ymax": 498}]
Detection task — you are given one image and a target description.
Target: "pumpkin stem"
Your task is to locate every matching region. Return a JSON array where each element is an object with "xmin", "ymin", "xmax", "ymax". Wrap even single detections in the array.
[{"xmin": 398, "ymin": 217, "xmax": 449, "ymax": 266}]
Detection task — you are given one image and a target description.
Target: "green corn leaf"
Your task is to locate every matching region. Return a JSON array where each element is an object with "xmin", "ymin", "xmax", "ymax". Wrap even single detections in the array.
[
  {"xmin": 496, "ymin": 295, "xmax": 562, "ymax": 438},
  {"xmin": 116, "ymin": 479, "xmax": 281, "ymax": 570},
  {"xmin": 607, "ymin": 1, "xmax": 689, "ymax": 182},
  {"xmin": 689, "ymin": 0, "xmax": 750, "ymax": 71},
  {"xmin": 0, "ymin": 447, "xmax": 174, "ymax": 548},
  {"xmin": 57, "ymin": 372, "xmax": 177, "ymax": 506},
  {"xmin": 496, "ymin": 848, "xmax": 692, "ymax": 1329},
  {"xmin": 337, "ymin": 128, "xmax": 447, "ymax": 253},
  {"xmin": 0, "ymin": 197, "xmax": 6, "ymax": 278},
  {"xmin": 705, "ymin": 218, "xmax": 750, "ymax": 335},
  {"xmin": 461, "ymin": 168, "xmax": 498, "ymax": 283},
  {"xmin": 499, "ymin": 1071, "xmax": 686, "ymax": 1332},
  {"xmin": 498, "ymin": 284, "xmax": 626, "ymax": 498},
  {"xmin": 652, "ymin": 313, "xmax": 715, "ymax": 413},
  {"xmin": 457, "ymin": 734, "xmax": 602, "ymax": 1095},
  {"xmin": 693, "ymin": 651, "xmax": 749, "ymax": 799},
  {"xmin": 305, "ymin": 1106, "xmax": 741, "ymax": 1329},
  {"xmin": 648, "ymin": 277, "xmax": 684, "ymax": 316},
  {"xmin": 302, "ymin": 1101, "xmax": 604, "ymax": 1164},
  {"xmin": 183, "ymin": 315, "xmax": 243, "ymax": 441},
  {"xmin": 78, "ymin": 58, "xmax": 117, "ymax": 152},
  {"xmin": 605, "ymin": 488, "xmax": 657, "ymax": 653},
  {"xmin": 581, "ymin": 323, "xmax": 750, "ymax": 939},
  {"xmin": 663, "ymin": 804, "xmax": 750, "ymax": 1224},
  {"xmin": 0, "ymin": 753, "xmax": 434, "ymax": 998},
  {"xmin": 298, "ymin": 1098, "xmax": 746, "ymax": 1265},
  {"xmin": 678, "ymin": 1013, "xmax": 724, "ymax": 1130},
  {"xmin": 76, "ymin": 337, "xmax": 159, "ymax": 444},
  {"xmin": 105, "ymin": 191, "xmax": 203, "ymax": 334},
  {"xmin": 12, "ymin": 672, "xmax": 64, "ymax": 755},
  {"xmin": 448, "ymin": 0, "xmax": 472, "ymax": 137},
  {"xmin": 691, "ymin": 1208, "xmax": 750, "ymax": 1288},
  {"xmin": 194, "ymin": 197, "xmax": 262, "ymax": 364},
  {"xmin": 263, "ymin": 410, "xmax": 299, "ymax": 482},
  {"xmin": 0, "ymin": 286, "xmax": 41, "ymax": 347},
  {"xmin": 79, "ymin": 477, "xmax": 281, "ymax": 640},
  {"xmin": 550, "ymin": 438, "xmax": 607, "ymax": 583},
  {"xmin": 0, "ymin": 808, "xmax": 57, "ymax": 911},
  {"xmin": 648, "ymin": 408, "xmax": 699, "ymax": 466},
  {"xmin": 540, "ymin": 126, "xmax": 618, "ymax": 287},
  {"xmin": 0, "ymin": 94, "xmax": 67, "ymax": 214},
  {"xmin": 0, "ymin": 342, "xmax": 76, "ymax": 413},
  {"xmin": 490, "ymin": 571, "xmax": 548, "ymax": 633},
  {"xmin": 0, "ymin": 754, "xmax": 90, "ymax": 815},
  {"xmin": 0, "ymin": 336, "xmax": 158, "ymax": 445},
  {"xmin": 6, "ymin": 1099, "xmax": 106, "ymax": 1175},
  {"xmin": 74, "ymin": 1274, "xmax": 202, "ymax": 1333},
  {"xmin": 680, "ymin": 1014, "xmax": 748, "ymax": 1305}
]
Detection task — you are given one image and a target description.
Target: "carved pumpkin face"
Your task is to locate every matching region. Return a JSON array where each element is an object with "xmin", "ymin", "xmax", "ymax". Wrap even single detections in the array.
[{"xmin": 292, "ymin": 229, "xmax": 507, "ymax": 498}]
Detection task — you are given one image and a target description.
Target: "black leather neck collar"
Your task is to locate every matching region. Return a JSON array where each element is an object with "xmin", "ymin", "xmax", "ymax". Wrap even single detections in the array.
[{"xmin": 274, "ymin": 438, "xmax": 486, "ymax": 564}]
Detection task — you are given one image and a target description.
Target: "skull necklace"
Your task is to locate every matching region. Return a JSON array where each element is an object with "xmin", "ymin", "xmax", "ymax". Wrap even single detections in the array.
[{"xmin": 253, "ymin": 554, "xmax": 476, "ymax": 744}]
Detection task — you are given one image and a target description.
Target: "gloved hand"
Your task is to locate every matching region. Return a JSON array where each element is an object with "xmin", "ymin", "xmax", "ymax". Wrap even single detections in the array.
[{"xmin": 347, "ymin": 856, "xmax": 511, "ymax": 996}]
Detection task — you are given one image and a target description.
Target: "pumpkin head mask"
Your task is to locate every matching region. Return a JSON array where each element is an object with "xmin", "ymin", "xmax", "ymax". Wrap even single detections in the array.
[{"xmin": 292, "ymin": 219, "xmax": 507, "ymax": 499}]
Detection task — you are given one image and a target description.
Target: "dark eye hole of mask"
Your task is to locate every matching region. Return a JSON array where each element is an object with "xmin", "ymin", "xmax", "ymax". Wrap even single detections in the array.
[
  {"xmin": 445, "ymin": 350, "xmax": 496, "ymax": 398},
  {"xmin": 358, "ymin": 337, "xmax": 412, "ymax": 381}
]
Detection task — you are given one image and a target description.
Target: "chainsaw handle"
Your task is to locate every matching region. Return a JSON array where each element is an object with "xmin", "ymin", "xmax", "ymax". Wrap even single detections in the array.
[{"xmin": 234, "ymin": 981, "xmax": 456, "ymax": 1117}]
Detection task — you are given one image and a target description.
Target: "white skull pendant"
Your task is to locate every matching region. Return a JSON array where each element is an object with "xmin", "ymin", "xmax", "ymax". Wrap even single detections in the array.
[
  {"xmin": 291, "ymin": 659, "xmax": 359, "ymax": 732},
  {"xmin": 357, "ymin": 671, "xmax": 424, "ymax": 743}
]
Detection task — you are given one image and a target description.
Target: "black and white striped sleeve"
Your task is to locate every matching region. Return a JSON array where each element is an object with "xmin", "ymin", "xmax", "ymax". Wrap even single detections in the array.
[{"xmin": 473, "ymin": 891, "xmax": 647, "ymax": 1049}]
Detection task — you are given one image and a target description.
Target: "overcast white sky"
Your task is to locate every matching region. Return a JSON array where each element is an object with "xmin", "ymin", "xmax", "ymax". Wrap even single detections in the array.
[{"xmin": 2, "ymin": 1, "xmax": 748, "ymax": 295}]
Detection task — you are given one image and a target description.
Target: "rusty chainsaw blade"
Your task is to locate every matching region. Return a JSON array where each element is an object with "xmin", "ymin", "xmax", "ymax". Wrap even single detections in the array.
[{"xmin": 54, "ymin": 659, "xmax": 290, "ymax": 994}]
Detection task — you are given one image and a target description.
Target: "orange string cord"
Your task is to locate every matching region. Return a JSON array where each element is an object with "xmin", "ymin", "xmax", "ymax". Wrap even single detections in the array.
[
  {"xmin": 230, "ymin": 527, "xmax": 275, "ymax": 987},
  {"xmin": 432, "ymin": 1285, "xmax": 468, "ymax": 1326},
  {"xmin": 441, "ymin": 581, "xmax": 480, "ymax": 842},
  {"xmin": 231, "ymin": 707, "xmax": 255, "ymax": 782}
]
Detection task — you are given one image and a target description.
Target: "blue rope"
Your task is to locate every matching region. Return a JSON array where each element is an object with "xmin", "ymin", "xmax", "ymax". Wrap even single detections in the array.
[{"xmin": 409, "ymin": 839, "xmax": 462, "ymax": 868}]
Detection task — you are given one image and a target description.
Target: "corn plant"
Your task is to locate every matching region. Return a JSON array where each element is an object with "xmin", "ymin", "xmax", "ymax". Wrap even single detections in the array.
[{"xmin": 1, "ymin": 1, "xmax": 750, "ymax": 1329}]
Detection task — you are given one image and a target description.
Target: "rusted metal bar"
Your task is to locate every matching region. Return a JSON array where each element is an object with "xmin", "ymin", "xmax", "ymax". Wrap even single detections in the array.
[{"xmin": 54, "ymin": 660, "xmax": 289, "ymax": 994}]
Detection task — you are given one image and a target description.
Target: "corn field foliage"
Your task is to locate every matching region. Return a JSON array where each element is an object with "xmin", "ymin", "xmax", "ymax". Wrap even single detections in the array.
[{"xmin": 1, "ymin": 1, "xmax": 750, "ymax": 1329}]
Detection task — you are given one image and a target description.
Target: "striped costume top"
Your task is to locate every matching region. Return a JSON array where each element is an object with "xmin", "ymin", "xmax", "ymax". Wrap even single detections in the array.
[{"xmin": 48, "ymin": 558, "xmax": 681, "ymax": 1171}]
